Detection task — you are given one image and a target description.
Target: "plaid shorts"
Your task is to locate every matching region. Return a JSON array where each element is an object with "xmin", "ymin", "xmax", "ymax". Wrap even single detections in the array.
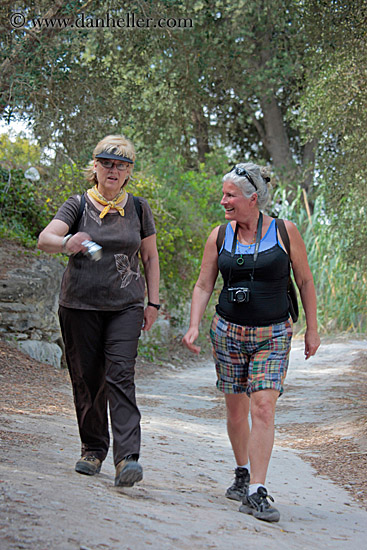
[{"xmin": 210, "ymin": 312, "xmax": 293, "ymax": 396}]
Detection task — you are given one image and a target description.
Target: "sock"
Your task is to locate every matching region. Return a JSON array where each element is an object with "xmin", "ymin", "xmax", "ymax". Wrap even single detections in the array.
[
  {"xmin": 237, "ymin": 462, "xmax": 250, "ymax": 471},
  {"xmin": 248, "ymin": 483, "xmax": 265, "ymax": 496}
]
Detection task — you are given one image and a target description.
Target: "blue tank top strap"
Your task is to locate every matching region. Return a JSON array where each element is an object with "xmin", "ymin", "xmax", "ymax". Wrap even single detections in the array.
[{"xmin": 222, "ymin": 219, "xmax": 281, "ymax": 254}]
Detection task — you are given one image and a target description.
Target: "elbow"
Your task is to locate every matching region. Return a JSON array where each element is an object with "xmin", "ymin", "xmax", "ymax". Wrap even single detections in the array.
[
  {"xmin": 142, "ymin": 253, "xmax": 159, "ymax": 269},
  {"xmin": 37, "ymin": 230, "xmax": 47, "ymax": 252},
  {"xmin": 298, "ymin": 276, "xmax": 315, "ymax": 297},
  {"xmin": 37, "ymin": 233, "xmax": 43, "ymax": 251},
  {"xmin": 195, "ymin": 280, "xmax": 214, "ymax": 296}
]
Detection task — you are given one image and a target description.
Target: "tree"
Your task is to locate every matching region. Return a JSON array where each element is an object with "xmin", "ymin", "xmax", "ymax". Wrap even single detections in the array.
[
  {"xmin": 1, "ymin": 0, "xmax": 318, "ymax": 191},
  {"xmin": 0, "ymin": 133, "xmax": 41, "ymax": 169},
  {"xmin": 98, "ymin": 0, "xmax": 317, "ymax": 184},
  {"xmin": 296, "ymin": 0, "xmax": 367, "ymax": 267},
  {"xmin": 0, "ymin": 0, "xmax": 120, "ymax": 165},
  {"xmin": 1, "ymin": 1, "xmax": 91, "ymax": 118}
]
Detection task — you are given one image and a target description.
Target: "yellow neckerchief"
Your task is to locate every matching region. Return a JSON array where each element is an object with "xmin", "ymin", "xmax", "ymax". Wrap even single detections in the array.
[{"xmin": 87, "ymin": 185, "xmax": 127, "ymax": 218}]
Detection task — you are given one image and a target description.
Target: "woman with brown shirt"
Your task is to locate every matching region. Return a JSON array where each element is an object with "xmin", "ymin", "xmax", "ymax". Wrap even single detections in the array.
[{"xmin": 38, "ymin": 135, "xmax": 160, "ymax": 488}]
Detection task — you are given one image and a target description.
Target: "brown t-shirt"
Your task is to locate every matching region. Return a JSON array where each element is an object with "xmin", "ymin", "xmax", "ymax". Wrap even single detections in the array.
[{"xmin": 54, "ymin": 193, "xmax": 156, "ymax": 310}]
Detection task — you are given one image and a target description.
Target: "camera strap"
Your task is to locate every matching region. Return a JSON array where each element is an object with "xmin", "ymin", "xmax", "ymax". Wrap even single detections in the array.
[{"xmin": 228, "ymin": 212, "xmax": 263, "ymax": 286}]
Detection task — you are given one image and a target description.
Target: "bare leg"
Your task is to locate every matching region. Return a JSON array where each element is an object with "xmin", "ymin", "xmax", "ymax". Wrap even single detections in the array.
[
  {"xmin": 225, "ymin": 393, "xmax": 250, "ymax": 465},
  {"xmin": 248, "ymin": 389, "xmax": 279, "ymax": 485}
]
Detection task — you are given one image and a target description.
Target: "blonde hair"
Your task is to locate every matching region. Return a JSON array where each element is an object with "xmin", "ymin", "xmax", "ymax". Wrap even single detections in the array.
[{"xmin": 85, "ymin": 135, "xmax": 136, "ymax": 185}]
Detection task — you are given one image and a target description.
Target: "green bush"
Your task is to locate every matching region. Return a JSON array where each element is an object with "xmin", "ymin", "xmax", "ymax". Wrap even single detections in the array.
[
  {"xmin": 0, "ymin": 167, "xmax": 50, "ymax": 245},
  {"xmin": 272, "ymin": 183, "xmax": 367, "ymax": 334},
  {"xmin": 129, "ymin": 151, "xmax": 228, "ymax": 318}
]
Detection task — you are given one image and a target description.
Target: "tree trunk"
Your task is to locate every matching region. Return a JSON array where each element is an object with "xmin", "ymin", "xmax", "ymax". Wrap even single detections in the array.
[
  {"xmin": 302, "ymin": 138, "xmax": 318, "ymax": 193},
  {"xmin": 260, "ymin": 93, "xmax": 297, "ymax": 177},
  {"xmin": 191, "ymin": 108, "xmax": 210, "ymax": 164}
]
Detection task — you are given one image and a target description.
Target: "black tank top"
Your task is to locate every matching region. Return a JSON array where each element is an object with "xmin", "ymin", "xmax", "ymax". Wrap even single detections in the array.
[{"xmin": 216, "ymin": 240, "xmax": 290, "ymax": 327}]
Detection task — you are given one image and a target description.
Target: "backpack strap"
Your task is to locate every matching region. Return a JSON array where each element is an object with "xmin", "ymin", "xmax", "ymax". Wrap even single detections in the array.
[
  {"xmin": 275, "ymin": 218, "xmax": 299, "ymax": 322},
  {"xmin": 69, "ymin": 193, "xmax": 86, "ymax": 235},
  {"xmin": 275, "ymin": 218, "xmax": 290, "ymax": 258},
  {"xmin": 133, "ymin": 195, "xmax": 144, "ymax": 238},
  {"xmin": 216, "ymin": 223, "xmax": 228, "ymax": 254},
  {"xmin": 69, "ymin": 193, "xmax": 143, "ymax": 237}
]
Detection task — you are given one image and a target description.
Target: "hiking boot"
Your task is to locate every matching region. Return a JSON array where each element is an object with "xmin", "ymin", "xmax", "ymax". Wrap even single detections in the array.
[
  {"xmin": 75, "ymin": 456, "xmax": 102, "ymax": 476},
  {"xmin": 115, "ymin": 455, "xmax": 143, "ymax": 487},
  {"xmin": 225, "ymin": 467, "xmax": 250, "ymax": 501},
  {"xmin": 239, "ymin": 486, "xmax": 280, "ymax": 522}
]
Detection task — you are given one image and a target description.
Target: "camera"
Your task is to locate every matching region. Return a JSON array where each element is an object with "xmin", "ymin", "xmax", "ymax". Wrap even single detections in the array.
[
  {"xmin": 227, "ymin": 287, "xmax": 250, "ymax": 303},
  {"xmin": 82, "ymin": 240, "xmax": 103, "ymax": 261}
]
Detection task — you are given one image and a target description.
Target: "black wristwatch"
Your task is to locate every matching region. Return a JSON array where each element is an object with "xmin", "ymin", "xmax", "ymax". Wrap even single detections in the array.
[{"xmin": 147, "ymin": 301, "xmax": 161, "ymax": 310}]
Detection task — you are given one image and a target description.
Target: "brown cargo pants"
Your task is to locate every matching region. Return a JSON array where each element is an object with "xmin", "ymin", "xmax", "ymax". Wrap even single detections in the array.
[{"xmin": 59, "ymin": 305, "xmax": 144, "ymax": 466}]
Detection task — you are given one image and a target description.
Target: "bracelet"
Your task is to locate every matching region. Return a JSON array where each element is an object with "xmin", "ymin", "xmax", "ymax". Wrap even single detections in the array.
[
  {"xmin": 147, "ymin": 301, "xmax": 161, "ymax": 310},
  {"xmin": 62, "ymin": 234, "xmax": 73, "ymax": 254}
]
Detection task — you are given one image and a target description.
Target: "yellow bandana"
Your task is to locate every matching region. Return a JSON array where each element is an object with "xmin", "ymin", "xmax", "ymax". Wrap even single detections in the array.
[{"xmin": 87, "ymin": 185, "xmax": 126, "ymax": 218}]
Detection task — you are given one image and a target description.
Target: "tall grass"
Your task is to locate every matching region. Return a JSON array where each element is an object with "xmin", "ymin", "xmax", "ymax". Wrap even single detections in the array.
[{"xmin": 273, "ymin": 185, "xmax": 367, "ymax": 335}]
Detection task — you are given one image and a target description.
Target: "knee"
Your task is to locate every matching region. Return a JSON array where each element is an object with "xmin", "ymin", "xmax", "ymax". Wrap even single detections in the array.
[
  {"xmin": 251, "ymin": 396, "xmax": 276, "ymax": 426},
  {"xmin": 225, "ymin": 394, "xmax": 249, "ymax": 426},
  {"xmin": 226, "ymin": 406, "xmax": 248, "ymax": 426}
]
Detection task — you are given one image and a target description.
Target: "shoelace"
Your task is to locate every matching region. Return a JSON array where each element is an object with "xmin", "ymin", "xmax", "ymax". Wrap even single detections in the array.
[
  {"xmin": 250, "ymin": 488, "xmax": 275, "ymax": 511},
  {"xmin": 258, "ymin": 487, "xmax": 275, "ymax": 502}
]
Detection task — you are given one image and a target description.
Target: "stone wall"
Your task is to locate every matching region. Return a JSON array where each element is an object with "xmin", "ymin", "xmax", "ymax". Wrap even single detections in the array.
[{"xmin": 0, "ymin": 241, "xmax": 65, "ymax": 368}]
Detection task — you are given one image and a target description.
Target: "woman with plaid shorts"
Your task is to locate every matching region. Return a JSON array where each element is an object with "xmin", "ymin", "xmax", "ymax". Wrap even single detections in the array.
[{"xmin": 182, "ymin": 163, "xmax": 320, "ymax": 522}]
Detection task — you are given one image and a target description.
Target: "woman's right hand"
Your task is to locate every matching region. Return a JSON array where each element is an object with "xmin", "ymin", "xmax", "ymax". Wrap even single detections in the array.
[
  {"xmin": 38, "ymin": 219, "xmax": 93, "ymax": 255},
  {"xmin": 64, "ymin": 232, "xmax": 92, "ymax": 255},
  {"xmin": 181, "ymin": 226, "xmax": 220, "ymax": 356},
  {"xmin": 182, "ymin": 327, "xmax": 201, "ymax": 355}
]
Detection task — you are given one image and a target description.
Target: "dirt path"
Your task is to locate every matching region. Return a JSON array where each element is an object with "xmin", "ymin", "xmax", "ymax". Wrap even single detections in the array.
[{"xmin": 1, "ymin": 337, "xmax": 367, "ymax": 550}]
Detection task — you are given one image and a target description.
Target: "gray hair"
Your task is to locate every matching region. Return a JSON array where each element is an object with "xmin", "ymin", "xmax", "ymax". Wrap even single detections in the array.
[{"xmin": 222, "ymin": 162, "xmax": 271, "ymax": 210}]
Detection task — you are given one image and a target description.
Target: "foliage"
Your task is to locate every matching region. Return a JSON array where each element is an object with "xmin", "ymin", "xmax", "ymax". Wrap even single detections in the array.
[
  {"xmin": 44, "ymin": 162, "xmax": 86, "ymax": 216},
  {"xmin": 0, "ymin": 131, "xmax": 88, "ymax": 247},
  {"xmin": 1, "ymin": 0, "xmax": 317, "ymax": 188},
  {"xmin": 93, "ymin": 0, "xmax": 312, "ymax": 178},
  {"xmin": 0, "ymin": 133, "xmax": 41, "ymax": 169},
  {"xmin": 0, "ymin": 0, "xmax": 120, "ymax": 163},
  {"xmin": 129, "ymin": 150, "xmax": 227, "ymax": 316},
  {"xmin": 0, "ymin": 166, "xmax": 49, "ymax": 245},
  {"xmin": 272, "ymin": 183, "xmax": 367, "ymax": 334},
  {"xmin": 295, "ymin": 0, "xmax": 367, "ymax": 270}
]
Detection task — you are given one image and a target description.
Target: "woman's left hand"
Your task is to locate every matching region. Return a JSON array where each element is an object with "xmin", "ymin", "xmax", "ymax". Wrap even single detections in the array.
[
  {"xmin": 284, "ymin": 221, "xmax": 321, "ymax": 361},
  {"xmin": 140, "ymin": 234, "xmax": 160, "ymax": 332},
  {"xmin": 304, "ymin": 328, "xmax": 321, "ymax": 360},
  {"xmin": 142, "ymin": 305, "xmax": 158, "ymax": 331}
]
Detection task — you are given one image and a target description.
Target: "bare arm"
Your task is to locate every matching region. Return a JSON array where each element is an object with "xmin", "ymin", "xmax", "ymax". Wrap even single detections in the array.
[
  {"xmin": 285, "ymin": 220, "xmax": 320, "ymax": 359},
  {"xmin": 140, "ymin": 233, "xmax": 160, "ymax": 331},
  {"xmin": 37, "ymin": 219, "xmax": 91, "ymax": 256},
  {"xmin": 182, "ymin": 227, "xmax": 220, "ymax": 354}
]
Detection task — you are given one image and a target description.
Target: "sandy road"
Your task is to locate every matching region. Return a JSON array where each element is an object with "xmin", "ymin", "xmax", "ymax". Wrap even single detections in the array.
[{"xmin": 1, "ymin": 337, "xmax": 367, "ymax": 549}]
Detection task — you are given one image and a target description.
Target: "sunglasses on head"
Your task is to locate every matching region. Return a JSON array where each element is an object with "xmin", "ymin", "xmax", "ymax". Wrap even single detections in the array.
[{"xmin": 230, "ymin": 166, "xmax": 257, "ymax": 190}]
